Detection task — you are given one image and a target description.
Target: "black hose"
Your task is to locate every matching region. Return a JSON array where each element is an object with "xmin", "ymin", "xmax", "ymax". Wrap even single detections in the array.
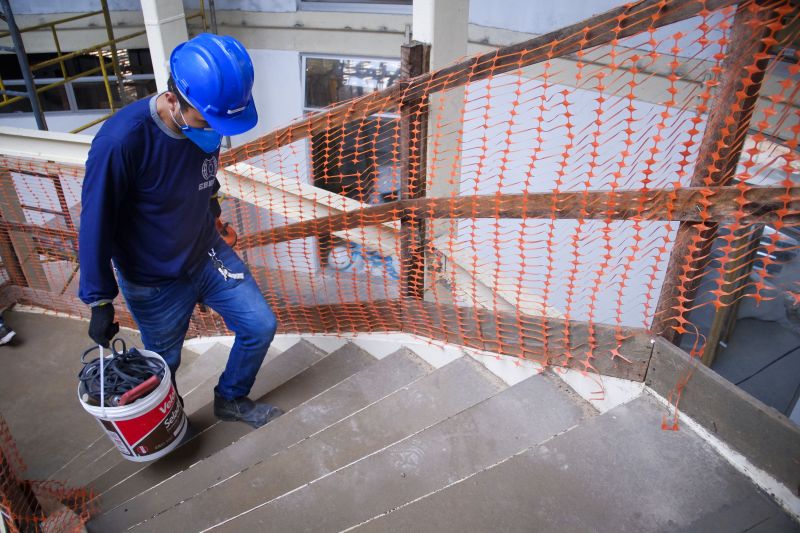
[{"xmin": 79, "ymin": 339, "xmax": 165, "ymax": 406}]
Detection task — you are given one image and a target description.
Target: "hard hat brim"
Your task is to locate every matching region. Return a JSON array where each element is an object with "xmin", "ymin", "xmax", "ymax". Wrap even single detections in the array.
[{"xmin": 203, "ymin": 97, "xmax": 258, "ymax": 136}]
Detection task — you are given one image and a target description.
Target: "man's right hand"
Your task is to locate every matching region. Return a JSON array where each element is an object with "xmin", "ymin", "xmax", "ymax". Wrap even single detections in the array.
[{"xmin": 89, "ymin": 304, "xmax": 119, "ymax": 347}]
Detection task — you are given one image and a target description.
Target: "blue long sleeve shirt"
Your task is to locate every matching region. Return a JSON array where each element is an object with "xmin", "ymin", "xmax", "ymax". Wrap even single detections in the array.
[{"xmin": 79, "ymin": 95, "xmax": 222, "ymax": 306}]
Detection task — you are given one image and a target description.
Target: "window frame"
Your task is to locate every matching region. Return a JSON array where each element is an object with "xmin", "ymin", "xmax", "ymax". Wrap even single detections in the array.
[
  {"xmin": 301, "ymin": 53, "xmax": 402, "ymax": 118},
  {"xmin": 298, "ymin": 1, "xmax": 412, "ymax": 15}
]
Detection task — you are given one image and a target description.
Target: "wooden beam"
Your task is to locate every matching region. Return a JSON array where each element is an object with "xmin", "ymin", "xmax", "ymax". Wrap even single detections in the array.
[
  {"xmin": 219, "ymin": 165, "xmax": 400, "ymax": 258},
  {"xmin": 236, "ymin": 186, "xmax": 798, "ymax": 248},
  {"xmin": 223, "ymin": 0, "xmax": 739, "ymax": 165},
  {"xmin": 652, "ymin": 1, "xmax": 780, "ymax": 344},
  {"xmin": 0, "ymin": 168, "xmax": 50, "ymax": 291},
  {"xmin": 701, "ymin": 224, "xmax": 765, "ymax": 366},
  {"xmin": 399, "ymin": 41, "xmax": 431, "ymax": 302}
]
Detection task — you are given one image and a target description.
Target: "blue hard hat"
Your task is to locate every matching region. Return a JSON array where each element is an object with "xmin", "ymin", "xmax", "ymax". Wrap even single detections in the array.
[{"xmin": 170, "ymin": 33, "xmax": 257, "ymax": 136}]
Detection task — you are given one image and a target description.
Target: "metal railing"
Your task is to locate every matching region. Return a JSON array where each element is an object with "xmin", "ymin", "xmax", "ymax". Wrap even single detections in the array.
[{"xmin": 0, "ymin": 1, "xmax": 209, "ymax": 133}]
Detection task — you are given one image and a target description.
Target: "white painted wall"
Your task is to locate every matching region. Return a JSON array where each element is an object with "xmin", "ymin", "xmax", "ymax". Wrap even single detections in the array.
[
  {"xmin": 8, "ymin": 0, "xmax": 296, "ymax": 14},
  {"xmin": 230, "ymin": 50, "xmax": 303, "ymax": 147},
  {"xmin": 227, "ymin": 50, "xmax": 315, "ymax": 274},
  {"xmin": 0, "ymin": 111, "xmax": 108, "ymax": 135},
  {"xmin": 468, "ymin": 0, "xmax": 621, "ymax": 35},
  {"xmin": 444, "ymin": 70, "xmax": 705, "ymax": 327}
]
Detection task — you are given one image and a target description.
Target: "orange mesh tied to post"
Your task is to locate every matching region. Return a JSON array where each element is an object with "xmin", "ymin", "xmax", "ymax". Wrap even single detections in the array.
[{"xmin": 0, "ymin": 0, "xmax": 797, "ymax": 425}]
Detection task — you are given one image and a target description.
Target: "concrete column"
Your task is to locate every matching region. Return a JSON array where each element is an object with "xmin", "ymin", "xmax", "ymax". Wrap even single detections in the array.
[
  {"xmin": 412, "ymin": 0, "xmax": 468, "ymax": 70},
  {"xmin": 140, "ymin": 0, "xmax": 189, "ymax": 92},
  {"xmin": 412, "ymin": 0, "xmax": 468, "ymax": 304}
]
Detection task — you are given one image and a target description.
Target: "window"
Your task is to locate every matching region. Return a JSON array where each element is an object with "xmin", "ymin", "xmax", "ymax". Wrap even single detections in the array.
[
  {"xmin": 303, "ymin": 55, "xmax": 402, "ymax": 205},
  {"xmin": 0, "ymin": 48, "xmax": 156, "ymax": 114},
  {"xmin": 303, "ymin": 54, "xmax": 402, "ymax": 268},
  {"xmin": 299, "ymin": 0, "xmax": 411, "ymax": 14},
  {"xmin": 304, "ymin": 56, "xmax": 401, "ymax": 110}
]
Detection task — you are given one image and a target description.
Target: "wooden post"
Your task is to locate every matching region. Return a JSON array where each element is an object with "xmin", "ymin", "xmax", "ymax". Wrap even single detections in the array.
[
  {"xmin": 651, "ymin": 1, "xmax": 777, "ymax": 348},
  {"xmin": 701, "ymin": 225, "xmax": 765, "ymax": 366},
  {"xmin": 0, "ymin": 168, "xmax": 49, "ymax": 291},
  {"xmin": 399, "ymin": 41, "xmax": 431, "ymax": 301}
]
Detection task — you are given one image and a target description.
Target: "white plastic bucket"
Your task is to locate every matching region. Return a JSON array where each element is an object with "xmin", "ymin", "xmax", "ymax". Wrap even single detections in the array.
[{"xmin": 78, "ymin": 349, "xmax": 187, "ymax": 462}]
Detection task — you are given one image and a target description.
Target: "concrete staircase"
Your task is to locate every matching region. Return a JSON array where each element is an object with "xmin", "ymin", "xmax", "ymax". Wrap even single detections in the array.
[
  {"xmin": 70, "ymin": 334, "xmax": 799, "ymax": 532},
  {"xmin": 2, "ymin": 310, "xmax": 793, "ymax": 532}
]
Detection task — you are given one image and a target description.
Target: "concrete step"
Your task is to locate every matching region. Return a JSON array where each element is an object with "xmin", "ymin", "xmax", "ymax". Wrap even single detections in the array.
[
  {"xmin": 173, "ymin": 343, "xmax": 231, "ymax": 412},
  {"xmin": 129, "ymin": 356, "xmax": 506, "ymax": 532},
  {"xmin": 216, "ymin": 370, "xmax": 596, "ymax": 532},
  {"xmin": 351, "ymin": 394, "xmax": 800, "ymax": 533},
  {"xmin": 92, "ymin": 348, "xmax": 432, "ymax": 531},
  {"xmin": 57, "ymin": 343, "xmax": 232, "ymax": 487},
  {"xmin": 85, "ymin": 339, "xmax": 326, "ymax": 500},
  {"xmin": 89, "ymin": 341, "xmax": 376, "ymax": 520}
]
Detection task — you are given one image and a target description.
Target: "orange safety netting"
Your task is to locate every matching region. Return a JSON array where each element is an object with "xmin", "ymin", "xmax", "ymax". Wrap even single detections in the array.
[
  {"xmin": 0, "ymin": 415, "xmax": 96, "ymax": 532},
  {"xmin": 0, "ymin": 0, "xmax": 797, "ymax": 385}
]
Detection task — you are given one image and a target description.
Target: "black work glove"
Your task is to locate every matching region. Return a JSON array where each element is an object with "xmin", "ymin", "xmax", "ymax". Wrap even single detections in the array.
[{"xmin": 89, "ymin": 304, "xmax": 119, "ymax": 348}]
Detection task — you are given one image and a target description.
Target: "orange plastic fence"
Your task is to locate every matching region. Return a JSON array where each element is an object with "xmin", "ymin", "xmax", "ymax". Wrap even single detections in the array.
[
  {"xmin": 0, "ymin": 0, "xmax": 797, "ymax": 381},
  {"xmin": 0, "ymin": 0, "xmax": 798, "ymax": 518},
  {"xmin": 0, "ymin": 415, "xmax": 96, "ymax": 532}
]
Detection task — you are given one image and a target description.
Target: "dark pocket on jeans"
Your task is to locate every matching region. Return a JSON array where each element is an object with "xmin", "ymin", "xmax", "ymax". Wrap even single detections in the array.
[{"xmin": 119, "ymin": 277, "xmax": 161, "ymax": 301}]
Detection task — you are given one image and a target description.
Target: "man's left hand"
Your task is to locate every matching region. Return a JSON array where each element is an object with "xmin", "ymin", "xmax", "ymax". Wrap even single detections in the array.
[{"xmin": 216, "ymin": 218, "xmax": 238, "ymax": 248}]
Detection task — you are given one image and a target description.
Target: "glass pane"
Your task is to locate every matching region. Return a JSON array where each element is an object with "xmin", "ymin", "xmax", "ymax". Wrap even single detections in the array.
[
  {"xmin": 0, "ymin": 84, "xmax": 68, "ymax": 113},
  {"xmin": 305, "ymin": 57, "xmax": 400, "ymax": 109},
  {"xmin": 73, "ymin": 82, "xmax": 120, "ymax": 110},
  {"xmin": 122, "ymin": 79, "xmax": 157, "ymax": 102},
  {"xmin": 39, "ymin": 85, "xmax": 69, "ymax": 111}
]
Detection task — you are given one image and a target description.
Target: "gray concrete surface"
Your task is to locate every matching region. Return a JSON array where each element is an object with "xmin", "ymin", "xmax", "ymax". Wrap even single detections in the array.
[
  {"xmin": 353, "ymin": 394, "xmax": 799, "ymax": 533},
  {"xmin": 0, "ymin": 310, "xmax": 140, "ymax": 480},
  {"xmin": 131, "ymin": 356, "xmax": 506, "ymax": 532},
  {"xmin": 86, "ymin": 339, "xmax": 328, "ymax": 499},
  {"xmin": 647, "ymin": 338, "xmax": 800, "ymax": 492},
  {"xmin": 92, "ymin": 348, "xmax": 432, "ymax": 531},
  {"xmin": 713, "ymin": 317, "xmax": 800, "ymax": 417},
  {"xmin": 92, "ymin": 341, "xmax": 377, "ymax": 515},
  {"xmin": 218, "ymin": 372, "xmax": 596, "ymax": 532},
  {"xmin": 57, "ymin": 343, "xmax": 234, "ymax": 487}
]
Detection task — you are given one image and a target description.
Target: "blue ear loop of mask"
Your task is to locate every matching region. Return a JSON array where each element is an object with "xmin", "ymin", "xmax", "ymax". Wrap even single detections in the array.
[{"xmin": 169, "ymin": 101, "xmax": 222, "ymax": 153}]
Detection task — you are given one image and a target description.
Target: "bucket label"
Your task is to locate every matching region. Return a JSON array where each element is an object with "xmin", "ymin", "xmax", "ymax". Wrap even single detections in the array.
[
  {"xmin": 99, "ymin": 419, "xmax": 132, "ymax": 456},
  {"xmin": 111, "ymin": 386, "xmax": 185, "ymax": 456}
]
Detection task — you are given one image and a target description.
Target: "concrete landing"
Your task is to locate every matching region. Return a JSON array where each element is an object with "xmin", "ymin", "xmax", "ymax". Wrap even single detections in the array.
[
  {"xmin": 0, "ymin": 310, "xmax": 141, "ymax": 479},
  {"xmin": 354, "ymin": 394, "xmax": 799, "ymax": 533}
]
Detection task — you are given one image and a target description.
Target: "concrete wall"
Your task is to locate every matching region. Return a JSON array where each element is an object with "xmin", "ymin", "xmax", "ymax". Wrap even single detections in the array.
[
  {"xmin": 443, "ymin": 72, "xmax": 703, "ymax": 326},
  {"xmin": 0, "ymin": 111, "xmax": 108, "ymax": 135},
  {"xmin": 227, "ymin": 49, "xmax": 316, "ymax": 274},
  {"xmin": 468, "ymin": 0, "xmax": 620, "ymax": 35},
  {"xmin": 8, "ymin": 0, "xmax": 296, "ymax": 14}
]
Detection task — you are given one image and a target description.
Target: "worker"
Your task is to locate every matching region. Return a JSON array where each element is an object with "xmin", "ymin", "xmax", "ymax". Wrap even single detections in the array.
[
  {"xmin": 78, "ymin": 34, "xmax": 283, "ymax": 429},
  {"xmin": 0, "ymin": 312, "xmax": 15, "ymax": 345}
]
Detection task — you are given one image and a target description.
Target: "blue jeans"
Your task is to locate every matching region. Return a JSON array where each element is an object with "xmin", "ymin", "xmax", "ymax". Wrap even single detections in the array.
[{"xmin": 117, "ymin": 239, "xmax": 277, "ymax": 400}]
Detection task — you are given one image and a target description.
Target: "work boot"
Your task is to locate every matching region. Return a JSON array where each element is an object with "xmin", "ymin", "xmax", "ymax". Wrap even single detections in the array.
[
  {"xmin": 213, "ymin": 394, "xmax": 284, "ymax": 428},
  {"xmin": 0, "ymin": 324, "xmax": 15, "ymax": 345}
]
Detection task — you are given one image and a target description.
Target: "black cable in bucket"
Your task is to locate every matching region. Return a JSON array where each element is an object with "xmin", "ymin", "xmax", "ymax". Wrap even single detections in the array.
[{"xmin": 79, "ymin": 339, "xmax": 165, "ymax": 407}]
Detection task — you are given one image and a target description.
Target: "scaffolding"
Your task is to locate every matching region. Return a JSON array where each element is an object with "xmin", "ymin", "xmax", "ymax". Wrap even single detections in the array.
[{"xmin": 0, "ymin": 1, "xmax": 210, "ymax": 133}]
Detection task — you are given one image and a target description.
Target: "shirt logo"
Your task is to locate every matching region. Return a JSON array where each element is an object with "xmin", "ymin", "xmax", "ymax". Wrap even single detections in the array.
[{"xmin": 199, "ymin": 156, "xmax": 218, "ymax": 191}]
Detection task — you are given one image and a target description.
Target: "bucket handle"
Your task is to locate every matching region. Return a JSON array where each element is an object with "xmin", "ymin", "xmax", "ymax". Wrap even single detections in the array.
[{"xmin": 99, "ymin": 344, "xmax": 107, "ymax": 418}]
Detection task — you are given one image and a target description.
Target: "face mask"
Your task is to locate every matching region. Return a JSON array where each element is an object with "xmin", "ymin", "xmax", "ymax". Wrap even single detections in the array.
[{"xmin": 170, "ymin": 103, "xmax": 222, "ymax": 153}]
